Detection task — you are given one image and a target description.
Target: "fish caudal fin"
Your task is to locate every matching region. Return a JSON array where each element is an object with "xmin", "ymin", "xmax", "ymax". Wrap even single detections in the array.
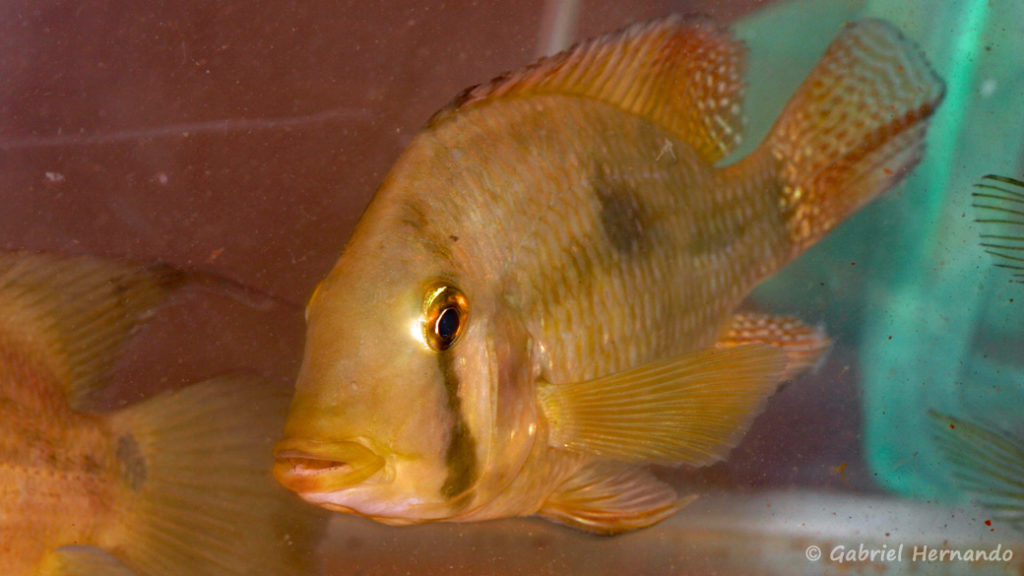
[
  {"xmin": 539, "ymin": 460, "xmax": 688, "ymax": 535},
  {"xmin": 104, "ymin": 376, "xmax": 326, "ymax": 576},
  {"xmin": 537, "ymin": 344, "xmax": 786, "ymax": 466},
  {"xmin": 0, "ymin": 251, "xmax": 184, "ymax": 409},
  {"xmin": 929, "ymin": 410, "xmax": 1024, "ymax": 529},
  {"xmin": 762, "ymin": 19, "xmax": 945, "ymax": 254}
]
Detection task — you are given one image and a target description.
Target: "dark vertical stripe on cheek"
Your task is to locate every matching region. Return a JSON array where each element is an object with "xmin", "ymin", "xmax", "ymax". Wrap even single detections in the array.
[{"xmin": 438, "ymin": 352, "xmax": 478, "ymax": 500}]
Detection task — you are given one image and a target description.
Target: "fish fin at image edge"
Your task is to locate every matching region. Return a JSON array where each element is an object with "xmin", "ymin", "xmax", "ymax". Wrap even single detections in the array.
[{"xmin": 929, "ymin": 410, "xmax": 1024, "ymax": 529}]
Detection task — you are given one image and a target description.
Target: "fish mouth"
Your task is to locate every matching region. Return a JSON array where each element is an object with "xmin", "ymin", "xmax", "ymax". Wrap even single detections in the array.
[{"xmin": 273, "ymin": 437, "xmax": 385, "ymax": 494}]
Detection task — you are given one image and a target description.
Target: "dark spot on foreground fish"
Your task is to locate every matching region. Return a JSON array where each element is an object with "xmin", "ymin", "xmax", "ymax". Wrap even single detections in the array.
[
  {"xmin": 972, "ymin": 174, "xmax": 1024, "ymax": 283},
  {"xmin": 593, "ymin": 172, "xmax": 648, "ymax": 254},
  {"xmin": 0, "ymin": 251, "xmax": 323, "ymax": 575},
  {"xmin": 274, "ymin": 15, "xmax": 945, "ymax": 534}
]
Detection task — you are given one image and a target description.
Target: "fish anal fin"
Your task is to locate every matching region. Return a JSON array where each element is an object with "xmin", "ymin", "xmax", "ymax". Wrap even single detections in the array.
[
  {"xmin": 538, "ymin": 460, "xmax": 686, "ymax": 535},
  {"xmin": 103, "ymin": 375, "xmax": 327, "ymax": 576},
  {"xmin": 537, "ymin": 344, "xmax": 786, "ymax": 466},
  {"xmin": 429, "ymin": 15, "xmax": 746, "ymax": 164},
  {"xmin": 0, "ymin": 251, "xmax": 184, "ymax": 409},
  {"xmin": 716, "ymin": 312, "xmax": 831, "ymax": 381},
  {"xmin": 37, "ymin": 546, "xmax": 138, "ymax": 576}
]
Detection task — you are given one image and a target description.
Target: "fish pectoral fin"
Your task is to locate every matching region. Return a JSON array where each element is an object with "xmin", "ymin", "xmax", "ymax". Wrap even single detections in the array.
[
  {"xmin": 37, "ymin": 546, "xmax": 139, "ymax": 576},
  {"xmin": 0, "ymin": 251, "xmax": 184, "ymax": 410},
  {"xmin": 538, "ymin": 460, "xmax": 688, "ymax": 535},
  {"xmin": 929, "ymin": 410, "xmax": 1024, "ymax": 527},
  {"xmin": 716, "ymin": 312, "xmax": 831, "ymax": 381},
  {"xmin": 537, "ymin": 344, "xmax": 786, "ymax": 466}
]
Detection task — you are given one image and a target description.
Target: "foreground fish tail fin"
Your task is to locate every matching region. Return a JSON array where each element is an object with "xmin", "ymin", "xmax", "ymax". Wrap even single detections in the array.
[
  {"xmin": 928, "ymin": 410, "xmax": 1024, "ymax": 529},
  {"xmin": 762, "ymin": 19, "xmax": 945, "ymax": 254},
  {"xmin": 0, "ymin": 251, "xmax": 184, "ymax": 409},
  {"xmin": 105, "ymin": 375, "xmax": 326, "ymax": 576}
]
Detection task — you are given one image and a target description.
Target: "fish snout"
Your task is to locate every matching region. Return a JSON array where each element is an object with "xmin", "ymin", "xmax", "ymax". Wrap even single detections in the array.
[{"xmin": 273, "ymin": 437, "xmax": 385, "ymax": 494}]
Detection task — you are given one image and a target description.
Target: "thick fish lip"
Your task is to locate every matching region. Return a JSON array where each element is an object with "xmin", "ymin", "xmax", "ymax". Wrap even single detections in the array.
[{"xmin": 272, "ymin": 437, "xmax": 385, "ymax": 494}]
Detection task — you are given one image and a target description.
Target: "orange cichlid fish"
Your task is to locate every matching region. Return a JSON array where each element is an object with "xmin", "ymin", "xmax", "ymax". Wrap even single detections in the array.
[
  {"xmin": 0, "ymin": 252, "xmax": 321, "ymax": 575},
  {"xmin": 273, "ymin": 16, "xmax": 945, "ymax": 533}
]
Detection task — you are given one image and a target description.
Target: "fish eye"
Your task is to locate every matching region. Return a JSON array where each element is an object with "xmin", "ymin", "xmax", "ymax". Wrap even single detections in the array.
[
  {"xmin": 423, "ymin": 283, "xmax": 468, "ymax": 351},
  {"xmin": 435, "ymin": 307, "xmax": 460, "ymax": 342}
]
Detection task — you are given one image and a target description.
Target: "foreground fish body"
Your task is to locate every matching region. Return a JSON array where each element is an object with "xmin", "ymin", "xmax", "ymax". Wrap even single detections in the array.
[
  {"xmin": 0, "ymin": 252, "xmax": 320, "ymax": 575},
  {"xmin": 275, "ymin": 16, "xmax": 944, "ymax": 533}
]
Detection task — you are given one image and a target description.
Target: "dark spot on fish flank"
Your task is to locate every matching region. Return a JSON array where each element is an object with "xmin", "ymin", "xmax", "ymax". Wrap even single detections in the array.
[
  {"xmin": 593, "ymin": 176, "xmax": 646, "ymax": 254},
  {"xmin": 437, "ymin": 352, "xmax": 478, "ymax": 501},
  {"xmin": 116, "ymin": 434, "xmax": 147, "ymax": 491}
]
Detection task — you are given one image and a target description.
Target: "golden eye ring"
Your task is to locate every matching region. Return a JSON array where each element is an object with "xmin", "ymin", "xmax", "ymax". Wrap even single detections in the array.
[{"xmin": 423, "ymin": 284, "xmax": 468, "ymax": 351}]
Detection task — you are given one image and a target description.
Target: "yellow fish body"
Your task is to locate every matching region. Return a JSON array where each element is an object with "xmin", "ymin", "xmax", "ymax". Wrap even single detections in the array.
[
  {"xmin": 0, "ymin": 252, "xmax": 320, "ymax": 575},
  {"xmin": 274, "ymin": 16, "xmax": 944, "ymax": 533}
]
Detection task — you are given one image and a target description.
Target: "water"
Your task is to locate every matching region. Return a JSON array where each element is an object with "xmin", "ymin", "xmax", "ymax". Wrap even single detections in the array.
[{"xmin": 1, "ymin": 0, "xmax": 1021, "ymax": 574}]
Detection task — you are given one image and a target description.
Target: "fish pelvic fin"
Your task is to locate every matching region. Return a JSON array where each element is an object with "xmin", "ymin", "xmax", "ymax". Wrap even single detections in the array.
[
  {"xmin": 103, "ymin": 375, "xmax": 327, "ymax": 576},
  {"xmin": 716, "ymin": 312, "xmax": 831, "ymax": 382},
  {"xmin": 757, "ymin": 19, "xmax": 945, "ymax": 255},
  {"xmin": 538, "ymin": 460, "xmax": 687, "ymax": 535},
  {"xmin": 929, "ymin": 410, "xmax": 1024, "ymax": 529},
  {"xmin": 537, "ymin": 344, "xmax": 786, "ymax": 466},
  {"xmin": 37, "ymin": 547, "xmax": 138, "ymax": 576},
  {"xmin": 429, "ymin": 15, "xmax": 746, "ymax": 164},
  {"xmin": 0, "ymin": 251, "xmax": 184, "ymax": 410}
]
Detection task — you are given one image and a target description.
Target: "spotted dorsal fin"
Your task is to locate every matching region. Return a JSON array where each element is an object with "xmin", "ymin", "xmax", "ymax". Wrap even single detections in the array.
[{"xmin": 429, "ymin": 15, "xmax": 747, "ymax": 164}]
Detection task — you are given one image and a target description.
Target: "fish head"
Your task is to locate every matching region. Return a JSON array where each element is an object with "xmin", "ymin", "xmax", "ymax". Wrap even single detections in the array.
[{"xmin": 274, "ymin": 184, "xmax": 542, "ymax": 524}]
